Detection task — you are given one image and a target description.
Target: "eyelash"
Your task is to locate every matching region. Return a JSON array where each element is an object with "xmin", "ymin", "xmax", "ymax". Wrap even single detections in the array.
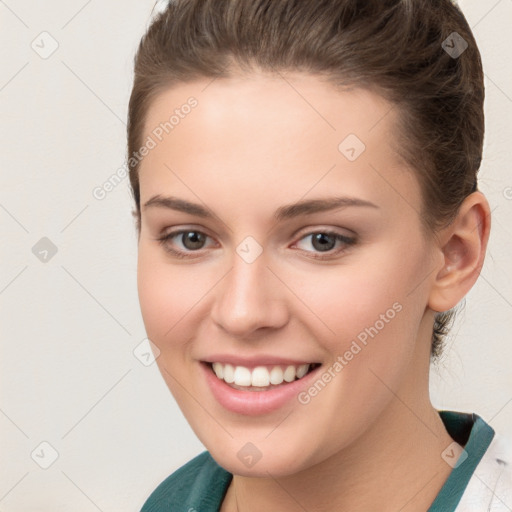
[{"xmin": 155, "ymin": 229, "xmax": 356, "ymax": 260}]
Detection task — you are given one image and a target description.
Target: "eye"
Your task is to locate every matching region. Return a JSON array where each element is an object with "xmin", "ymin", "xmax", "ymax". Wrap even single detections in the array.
[
  {"xmin": 155, "ymin": 228, "xmax": 355, "ymax": 260},
  {"xmin": 156, "ymin": 229, "xmax": 215, "ymax": 258},
  {"xmin": 293, "ymin": 230, "xmax": 356, "ymax": 258}
]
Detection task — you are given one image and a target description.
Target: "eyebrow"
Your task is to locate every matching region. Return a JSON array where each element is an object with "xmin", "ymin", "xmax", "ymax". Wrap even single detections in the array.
[{"xmin": 142, "ymin": 195, "xmax": 379, "ymax": 221}]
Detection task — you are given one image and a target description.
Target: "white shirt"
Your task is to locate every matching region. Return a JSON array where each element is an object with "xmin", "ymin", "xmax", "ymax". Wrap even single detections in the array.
[{"xmin": 456, "ymin": 432, "xmax": 512, "ymax": 511}]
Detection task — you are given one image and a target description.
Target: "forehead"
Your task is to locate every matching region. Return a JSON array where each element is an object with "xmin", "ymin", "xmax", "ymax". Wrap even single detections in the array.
[
  {"xmin": 144, "ymin": 73, "xmax": 396, "ymax": 144},
  {"xmin": 139, "ymin": 73, "xmax": 419, "ymax": 216}
]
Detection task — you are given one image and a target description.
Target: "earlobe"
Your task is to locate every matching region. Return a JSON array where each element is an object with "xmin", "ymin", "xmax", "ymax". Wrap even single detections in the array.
[{"xmin": 428, "ymin": 192, "xmax": 491, "ymax": 313}]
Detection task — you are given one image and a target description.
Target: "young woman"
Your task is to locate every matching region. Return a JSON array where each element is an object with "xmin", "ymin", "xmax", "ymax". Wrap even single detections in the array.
[{"xmin": 127, "ymin": 0, "xmax": 511, "ymax": 510}]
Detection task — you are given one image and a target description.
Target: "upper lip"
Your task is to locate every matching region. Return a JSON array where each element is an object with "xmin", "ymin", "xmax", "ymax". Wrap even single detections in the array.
[{"xmin": 201, "ymin": 354, "xmax": 320, "ymax": 368}]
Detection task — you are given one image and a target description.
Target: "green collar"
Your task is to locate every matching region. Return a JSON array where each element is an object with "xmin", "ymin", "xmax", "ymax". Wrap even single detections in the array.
[{"xmin": 427, "ymin": 410, "xmax": 495, "ymax": 511}]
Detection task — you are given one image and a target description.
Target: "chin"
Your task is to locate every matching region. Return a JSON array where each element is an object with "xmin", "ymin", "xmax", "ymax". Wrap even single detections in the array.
[{"xmin": 207, "ymin": 440, "xmax": 315, "ymax": 478}]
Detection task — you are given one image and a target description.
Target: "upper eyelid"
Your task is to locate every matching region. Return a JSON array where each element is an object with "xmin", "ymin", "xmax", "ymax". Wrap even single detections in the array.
[
  {"xmin": 292, "ymin": 225, "xmax": 356, "ymax": 240},
  {"xmin": 160, "ymin": 226, "xmax": 216, "ymax": 241},
  {"xmin": 161, "ymin": 226, "xmax": 353, "ymax": 238}
]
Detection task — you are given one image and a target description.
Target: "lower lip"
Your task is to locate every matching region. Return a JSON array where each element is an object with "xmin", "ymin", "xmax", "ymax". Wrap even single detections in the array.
[{"xmin": 200, "ymin": 362, "xmax": 322, "ymax": 416}]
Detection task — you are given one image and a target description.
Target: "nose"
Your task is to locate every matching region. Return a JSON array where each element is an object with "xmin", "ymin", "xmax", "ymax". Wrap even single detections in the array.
[{"xmin": 210, "ymin": 250, "xmax": 289, "ymax": 338}]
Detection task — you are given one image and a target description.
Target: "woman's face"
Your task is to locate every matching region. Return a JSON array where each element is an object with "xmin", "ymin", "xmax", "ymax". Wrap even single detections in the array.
[{"xmin": 137, "ymin": 73, "xmax": 439, "ymax": 476}]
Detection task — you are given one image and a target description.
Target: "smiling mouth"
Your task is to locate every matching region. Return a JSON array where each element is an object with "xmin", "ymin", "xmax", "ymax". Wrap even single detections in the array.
[{"xmin": 206, "ymin": 362, "xmax": 322, "ymax": 391}]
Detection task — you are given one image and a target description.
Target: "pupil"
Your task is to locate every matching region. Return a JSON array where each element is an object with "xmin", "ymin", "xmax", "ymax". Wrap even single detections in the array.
[
  {"xmin": 312, "ymin": 233, "xmax": 335, "ymax": 252},
  {"xmin": 183, "ymin": 231, "xmax": 205, "ymax": 250}
]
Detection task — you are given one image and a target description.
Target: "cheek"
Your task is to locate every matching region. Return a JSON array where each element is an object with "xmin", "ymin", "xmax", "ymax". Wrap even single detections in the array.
[
  {"xmin": 137, "ymin": 246, "xmax": 206, "ymax": 343},
  {"xmin": 285, "ymin": 247, "xmax": 427, "ymax": 448},
  {"xmin": 289, "ymin": 241, "xmax": 428, "ymax": 357}
]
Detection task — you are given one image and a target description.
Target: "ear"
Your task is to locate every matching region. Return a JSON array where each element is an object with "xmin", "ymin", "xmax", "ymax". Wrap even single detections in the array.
[{"xmin": 428, "ymin": 191, "xmax": 491, "ymax": 313}]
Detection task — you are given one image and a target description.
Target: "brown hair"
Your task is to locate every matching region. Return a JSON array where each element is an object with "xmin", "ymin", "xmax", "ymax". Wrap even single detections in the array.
[{"xmin": 127, "ymin": 0, "xmax": 484, "ymax": 360}]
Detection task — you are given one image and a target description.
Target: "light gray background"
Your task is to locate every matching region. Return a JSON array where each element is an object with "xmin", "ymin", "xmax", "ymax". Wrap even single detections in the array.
[{"xmin": 1, "ymin": 1, "xmax": 511, "ymax": 510}]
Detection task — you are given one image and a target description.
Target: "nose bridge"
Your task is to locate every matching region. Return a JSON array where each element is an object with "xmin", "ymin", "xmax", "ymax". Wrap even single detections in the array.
[{"xmin": 211, "ymin": 247, "xmax": 288, "ymax": 336}]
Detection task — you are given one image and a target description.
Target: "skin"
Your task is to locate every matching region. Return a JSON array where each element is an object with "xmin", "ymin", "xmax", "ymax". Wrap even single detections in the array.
[{"xmin": 136, "ymin": 72, "xmax": 490, "ymax": 511}]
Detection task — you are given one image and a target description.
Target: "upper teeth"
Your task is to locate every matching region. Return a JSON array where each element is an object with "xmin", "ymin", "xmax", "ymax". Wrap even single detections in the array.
[{"xmin": 212, "ymin": 362, "xmax": 310, "ymax": 387}]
